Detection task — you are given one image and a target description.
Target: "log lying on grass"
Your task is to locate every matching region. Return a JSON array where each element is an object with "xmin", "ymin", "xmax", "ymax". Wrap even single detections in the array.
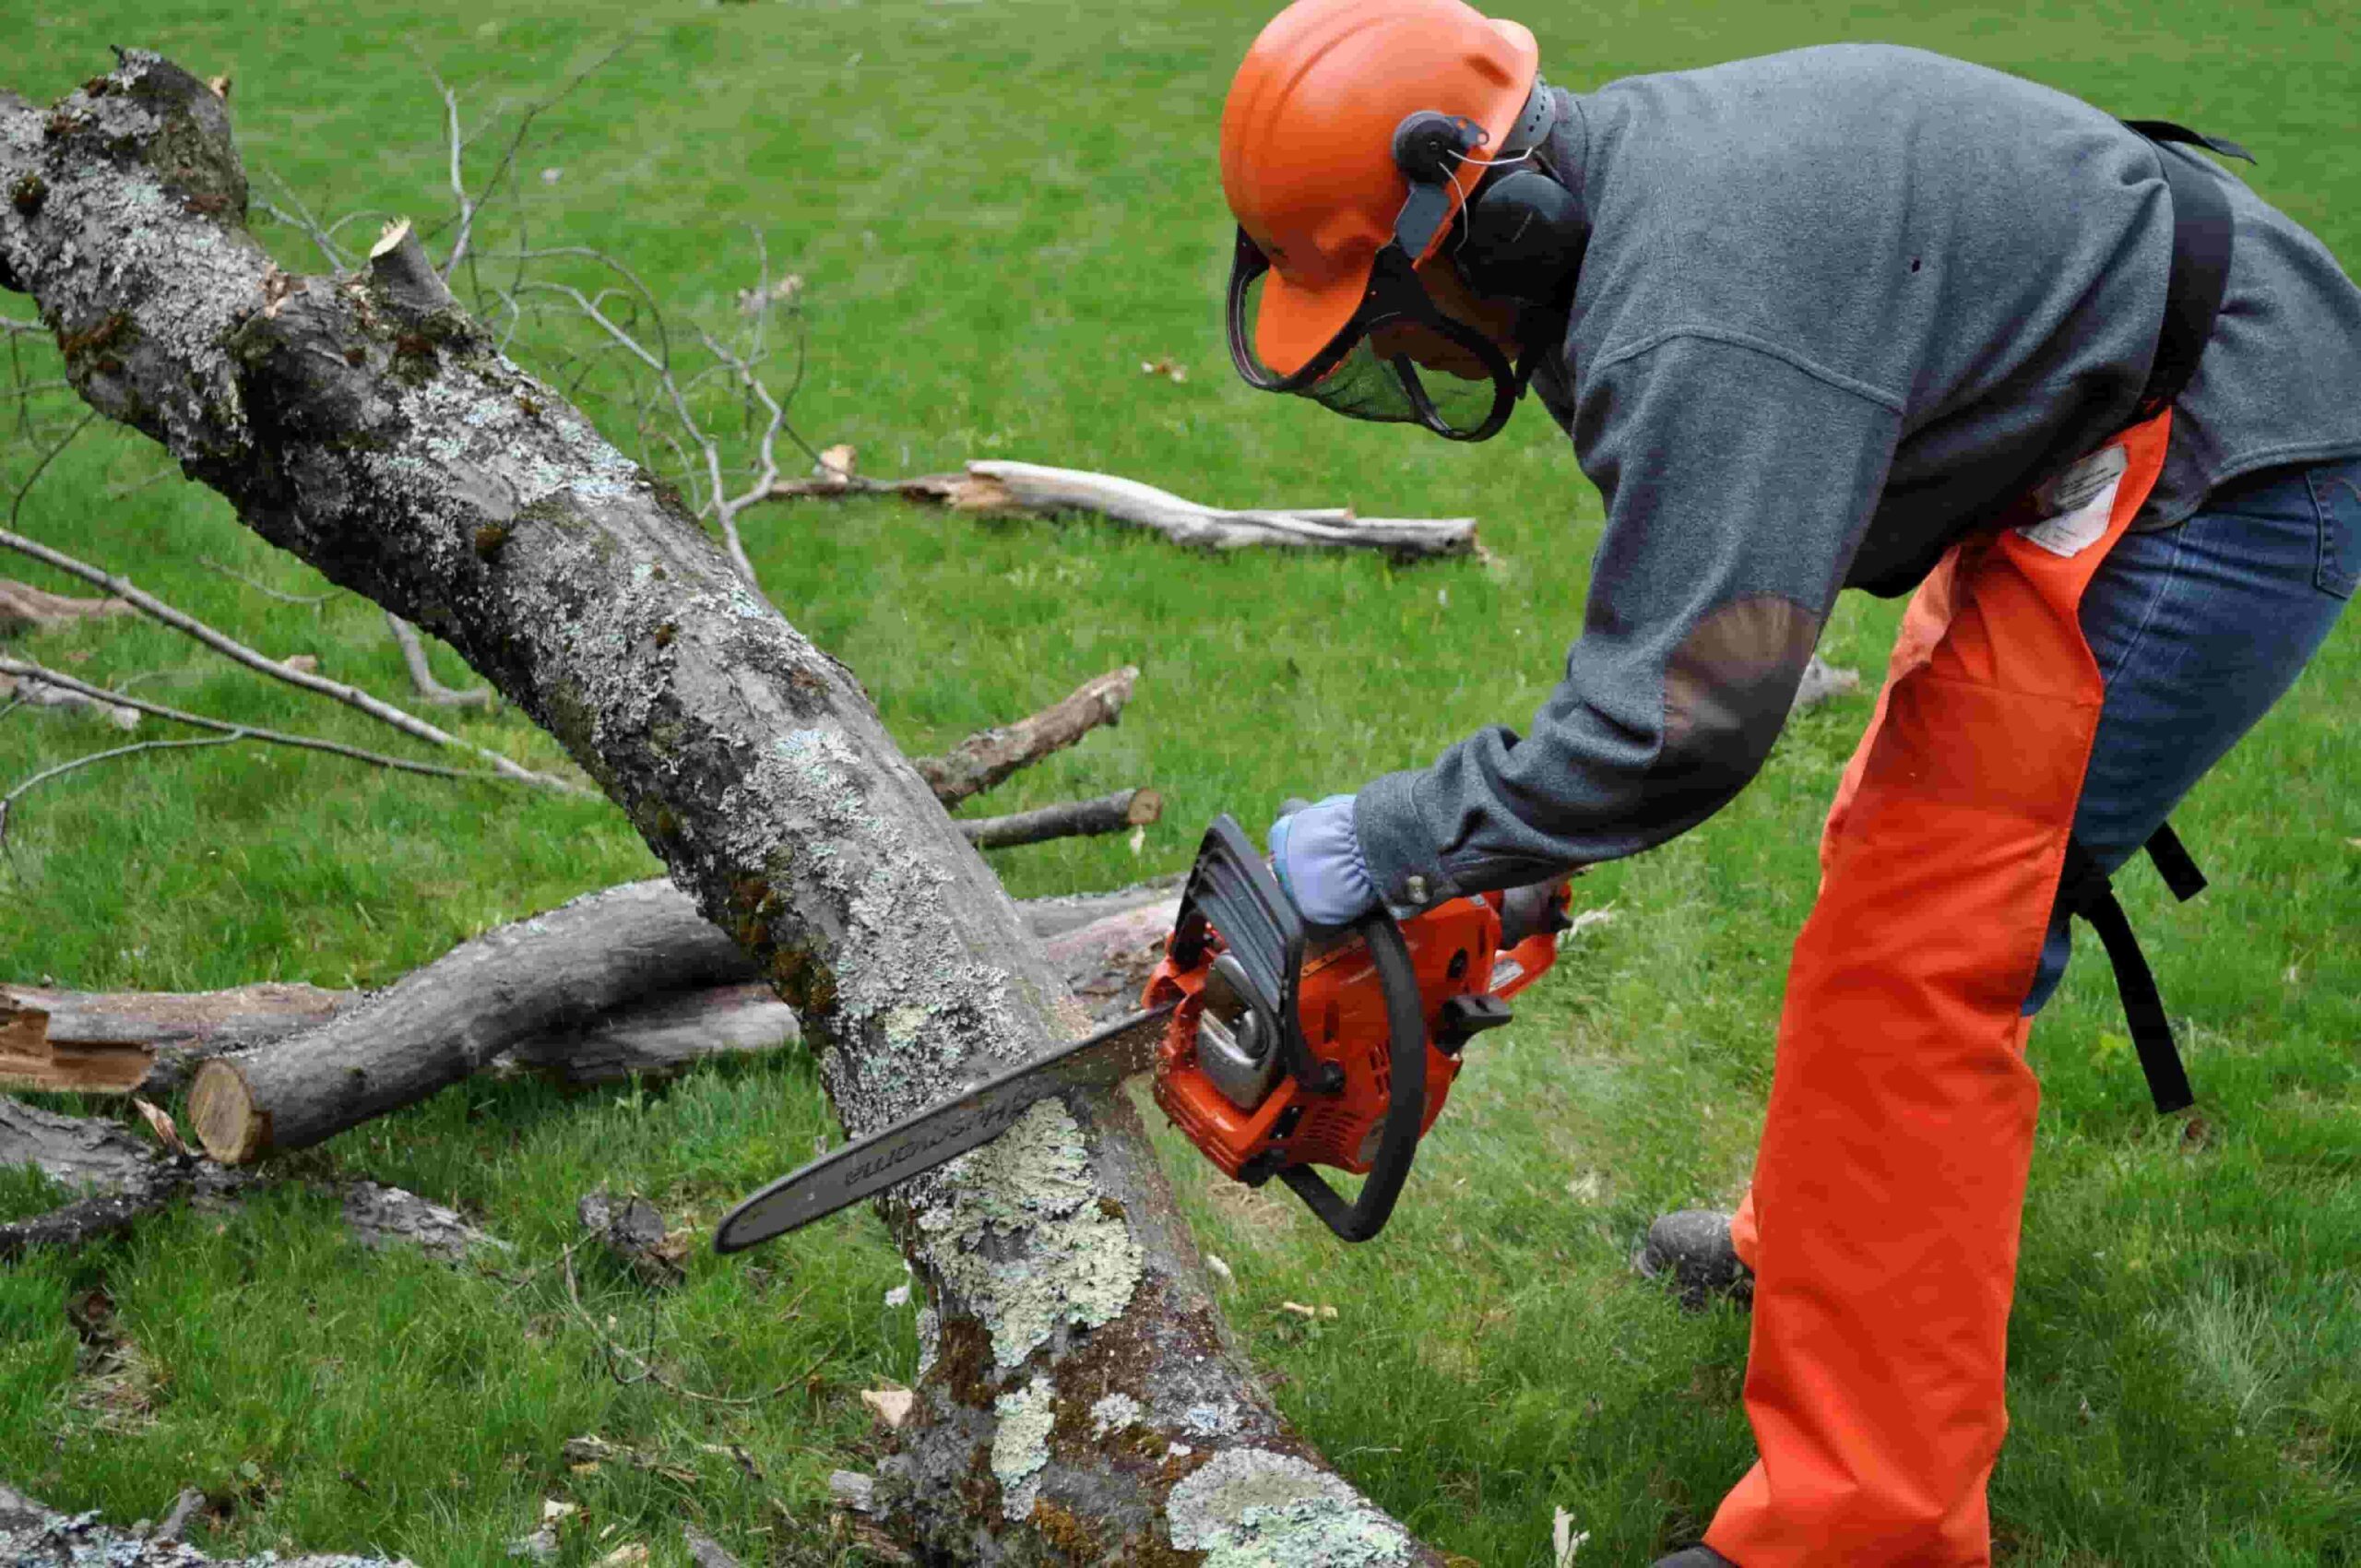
[
  {"xmin": 6, "ymin": 55, "xmax": 1431, "ymax": 1561},
  {"xmin": 184, "ymin": 873, "xmax": 1187, "ymax": 1158},
  {"xmin": 0, "ymin": 1478, "xmax": 413, "ymax": 1567},
  {"xmin": 185, "ymin": 881, "xmax": 751, "ymax": 1162},
  {"xmin": 1, "ymin": 980, "xmax": 345, "ymax": 1093},
  {"xmin": 4, "ymin": 876, "xmax": 1188, "ymax": 1098},
  {"xmin": 769, "ymin": 459, "xmax": 1479, "ymax": 557}
]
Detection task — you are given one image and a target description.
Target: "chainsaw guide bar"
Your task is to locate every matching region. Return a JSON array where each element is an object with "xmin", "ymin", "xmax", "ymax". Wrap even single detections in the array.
[{"xmin": 712, "ymin": 1003, "xmax": 1176, "ymax": 1253}]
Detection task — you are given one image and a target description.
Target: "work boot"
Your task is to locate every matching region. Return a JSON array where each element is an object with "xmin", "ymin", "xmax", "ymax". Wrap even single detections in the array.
[
  {"xmin": 1653, "ymin": 1549, "xmax": 1740, "ymax": 1567},
  {"xmin": 1633, "ymin": 1208, "xmax": 1752, "ymax": 1310}
]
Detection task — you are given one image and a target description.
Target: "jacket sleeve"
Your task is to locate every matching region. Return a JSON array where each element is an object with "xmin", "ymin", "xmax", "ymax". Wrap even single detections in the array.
[{"xmin": 1353, "ymin": 331, "xmax": 1903, "ymax": 915}]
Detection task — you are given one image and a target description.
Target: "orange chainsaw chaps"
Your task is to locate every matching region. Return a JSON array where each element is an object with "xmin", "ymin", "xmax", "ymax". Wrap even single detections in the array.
[{"xmin": 1705, "ymin": 413, "xmax": 2174, "ymax": 1568}]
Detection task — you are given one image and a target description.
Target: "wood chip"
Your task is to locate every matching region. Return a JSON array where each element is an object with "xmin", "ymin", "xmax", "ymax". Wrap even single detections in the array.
[
  {"xmin": 827, "ymin": 1470, "xmax": 878, "ymax": 1515},
  {"xmin": 860, "ymin": 1387, "xmax": 915, "ymax": 1429},
  {"xmin": 1551, "ymin": 1507, "xmax": 1589, "ymax": 1566},
  {"xmin": 1277, "ymin": 1301, "xmax": 1337, "ymax": 1320},
  {"xmin": 129, "ymin": 1098, "xmax": 183, "ymax": 1156},
  {"xmin": 595, "ymin": 1544, "xmax": 647, "ymax": 1568}
]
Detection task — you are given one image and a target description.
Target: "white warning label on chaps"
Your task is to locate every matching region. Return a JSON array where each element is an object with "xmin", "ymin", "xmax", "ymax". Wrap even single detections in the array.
[{"xmin": 2017, "ymin": 444, "xmax": 2130, "ymax": 558}]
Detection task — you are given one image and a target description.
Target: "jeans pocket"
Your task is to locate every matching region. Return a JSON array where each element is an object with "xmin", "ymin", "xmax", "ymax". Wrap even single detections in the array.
[{"xmin": 2305, "ymin": 464, "xmax": 2361, "ymax": 599}]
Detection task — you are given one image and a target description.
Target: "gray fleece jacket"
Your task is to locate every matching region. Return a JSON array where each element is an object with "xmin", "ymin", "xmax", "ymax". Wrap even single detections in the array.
[{"xmin": 1353, "ymin": 42, "xmax": 2361, "ymax": 916}]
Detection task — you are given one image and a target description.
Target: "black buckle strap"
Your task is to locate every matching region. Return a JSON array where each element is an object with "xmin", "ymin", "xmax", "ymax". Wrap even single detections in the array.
[
  {"xmin": 2059, "ymin": 828, "xmax": 2203, "ymax": 1115},
  {"xmin": 2124, "ymin": 121, "xmax": 2249, "ymax": 422}
]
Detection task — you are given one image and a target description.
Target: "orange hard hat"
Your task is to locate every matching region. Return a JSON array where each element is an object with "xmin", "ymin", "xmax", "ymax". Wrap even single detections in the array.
[{"xmin": 1221, "ymin": 0, "xmax": 1541, "ymax": 378}]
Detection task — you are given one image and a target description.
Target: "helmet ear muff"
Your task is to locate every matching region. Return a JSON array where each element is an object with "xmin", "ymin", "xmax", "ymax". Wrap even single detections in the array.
[{"xmin": 1456, "ymin": 166, "xmax": 1585, "ymax": 305}]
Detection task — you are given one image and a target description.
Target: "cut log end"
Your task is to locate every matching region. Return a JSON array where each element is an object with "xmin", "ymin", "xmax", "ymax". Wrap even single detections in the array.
[{"xmin": 186, "ymin": 1059, "xmax": 265, "ymax": 1164}]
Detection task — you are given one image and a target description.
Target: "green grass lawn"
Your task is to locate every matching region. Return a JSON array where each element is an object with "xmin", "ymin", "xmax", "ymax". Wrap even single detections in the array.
[{"xmin": 3, "ymin": 0, "xmax": 2357, "ymax": 1562}]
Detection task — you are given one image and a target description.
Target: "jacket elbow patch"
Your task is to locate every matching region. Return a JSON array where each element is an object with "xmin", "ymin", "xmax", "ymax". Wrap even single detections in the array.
[{"xmin": 1650, "ymin": 593, "xmax": 1821, "ymax": 813}]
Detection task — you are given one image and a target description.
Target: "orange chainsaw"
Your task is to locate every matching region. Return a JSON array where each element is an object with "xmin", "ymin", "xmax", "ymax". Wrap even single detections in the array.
[{"xmin": 714, "ymin": 815, "xmax": 1572, "ymax": 1251}]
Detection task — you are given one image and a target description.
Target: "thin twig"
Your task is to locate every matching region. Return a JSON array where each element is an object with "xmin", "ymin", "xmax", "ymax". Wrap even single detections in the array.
[
  {"xmin": 255, "ymin": 175, "xmax": 353, "ymax": 272},
  {"xmin": 0, "ymin": 526, "xmax": 588, "ymax": 794},
  {"xmin": 382, "ymin": 611, "xmax": 496, "ymax": 709},
  {"xmin": 1, "ymin": 734, "xmax": 244, "ymax": 854},
  {"xmin": 0, "ymin": 657, "xmax": 525, "ymax": 786},
  {"xmin": 198, "ymin": 554, "xmax": 337, "ymax": 607},
  {"xmin": 560, "ymin": 1245, "xmax": 807, "ymax": 1407}
]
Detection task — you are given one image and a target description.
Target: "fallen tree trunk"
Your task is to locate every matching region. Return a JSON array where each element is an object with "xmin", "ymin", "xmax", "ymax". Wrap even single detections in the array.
[
  {"xmin": 4, "ymin": 55, "xmax": 1430, "ymax": 1562},
  {"xmin": 961, "ymin": 785, "xmax": 1161, "ymax": 849},
  {"xmin": 2, "ymin": 875, "xmax": 1186, "ymax": 1095},
  {"xmin": 914, "ymin": 664, "xmax": 1136, "ymax": 807}
]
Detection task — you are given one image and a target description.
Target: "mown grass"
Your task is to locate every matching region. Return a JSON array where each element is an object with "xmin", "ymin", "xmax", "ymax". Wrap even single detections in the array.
[{"xmin": 3, "ymin": 0, "xmax": 2356, "ymax": 1563}]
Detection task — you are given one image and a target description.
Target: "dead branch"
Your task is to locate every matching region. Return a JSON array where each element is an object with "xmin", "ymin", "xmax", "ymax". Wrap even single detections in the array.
[
  {"xmin": 383, "ymin": 610, "xmax": 495, "ymax": 708},
  {"xmin": 196, "ymin": 553, "xmax": 336, "ymax": 605},
  {"xmin": 1042, "ymin": 887, "xmax": 1184, "ymax": 1022},
  {"xmin": 0, "ymin": 1097, "xmax": 243, "ymax": 1261},
  {"xmin": 0, "ymin": 665, "xmax": 138, "ymax": 728},
  {"xmin": 493, "ymin": 982, "xmax": 798, "ymax": 1084},
  {"xmin": 0, "ymin": 523, "xmax": 587, "ymax": 794},
  {"xmin": 0, "ymin": 577, "xmax": 129, "ymax": 632},
  {"xmin": 960, "ymin": 785, "xmax": 1162, "ymax": 849},
  {"xmin": 343, "ymin": 1180, "xmax": 510, "ymax": 1263},
  {"xmin": 1790, "ymin": 652, "xmax": 1863, "ymax": 714},
  {"xmin": 767, "ymin": 458, "xmax": 1479, "ymax": 557},
  {"xmin": 5, "ymin": 57, "xmax": 1430, "ymax": 1562},
  {"xmin": 915, "ymin": 664, "xmax": 1137, "ymax": 807},
  {"xmin": 2, "ymin": 656, "xmax": 516, "ymax": 775}
]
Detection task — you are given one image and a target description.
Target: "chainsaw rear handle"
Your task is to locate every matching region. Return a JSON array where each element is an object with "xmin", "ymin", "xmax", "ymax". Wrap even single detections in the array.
[{"xmin": 1275, "ymin": 909, "xmax": 1428, "ymax": 1242}]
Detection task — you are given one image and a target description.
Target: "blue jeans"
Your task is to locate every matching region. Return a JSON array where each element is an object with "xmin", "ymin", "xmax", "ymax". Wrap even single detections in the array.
[{"xmin": 2023, "ymin": 456, "xmax": 2359, "ymax": 1013}]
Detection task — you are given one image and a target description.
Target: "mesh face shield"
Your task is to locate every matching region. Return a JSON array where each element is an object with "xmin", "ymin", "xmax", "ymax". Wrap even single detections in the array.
[{"xmin": 1228, "ymin": 232, "xmax": 1526, "ymax": 442}]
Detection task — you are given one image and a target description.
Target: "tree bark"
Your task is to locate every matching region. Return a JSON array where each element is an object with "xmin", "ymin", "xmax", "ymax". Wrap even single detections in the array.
[
  {"xmin": 914, "ymin": 664, "xmax": 1136, "ymax": 808},
  {"xmin": 2, "ymin": 56, "xmax": 1424, "ymax": 1561},
  {"xmin": 0, "ymin": 1097, "xmax": 244, "ymax": 1260},
  {"xmin": 960, "ymin": 786, "xmax": 1161, "ymax": 849}
]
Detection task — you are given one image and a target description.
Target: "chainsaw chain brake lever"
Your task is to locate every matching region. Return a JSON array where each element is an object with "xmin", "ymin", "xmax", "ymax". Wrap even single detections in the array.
[{"xmin": 1179, "ymin": 814, "xmax": 1429, "ymax": 1242}]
